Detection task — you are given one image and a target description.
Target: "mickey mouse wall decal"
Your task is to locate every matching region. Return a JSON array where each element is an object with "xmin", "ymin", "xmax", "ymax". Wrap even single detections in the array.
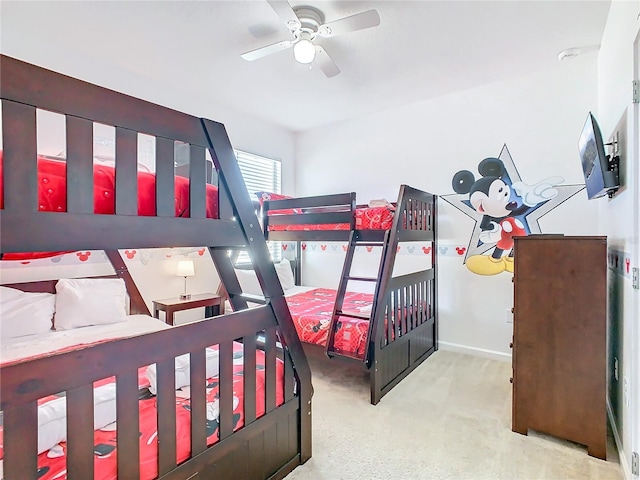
[
  {"xmin": 452, "ymin": 157, "xmax": 560, "ymax": 275},
  {"xmin": 443, "ymin": 145, "xmax": 585, "ymax": 276}
]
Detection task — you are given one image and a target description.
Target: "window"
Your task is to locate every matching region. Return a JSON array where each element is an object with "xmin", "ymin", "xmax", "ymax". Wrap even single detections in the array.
[
  {"xmin": 235, "ymin": 150, "xmax": 282, "ymax": 196},
  {"xmin": 234, "ymin": 149, "xmax": 282, "ymax": 264}
]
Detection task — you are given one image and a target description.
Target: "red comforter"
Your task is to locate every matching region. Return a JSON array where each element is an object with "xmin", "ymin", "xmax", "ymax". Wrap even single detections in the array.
[
  {"xmin": 0, "ymin": 343, "xmax": 283, "ymax": 480},
  {"xmin": 0, "ymin": 152, "xmax": 219, "ymax": 260},
  {"xmin": 285, "ymin": 288, "xmax": 374, "ymax": 357},
  {"xmin": 0, "ymin": 152, "xmax": 219, "ymax": 217},
  {"xmin": 268, "ymin": 205, "xmax": 395, "ymax": 232}
]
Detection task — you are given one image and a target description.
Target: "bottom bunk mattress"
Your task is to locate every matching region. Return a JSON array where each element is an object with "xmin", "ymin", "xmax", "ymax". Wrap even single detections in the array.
[
  {"xmin": 0, "ymin": 341, "xmax": 284, "ymax": 480},
  {"xmin": 0, "ymin": 314, "xmax": 170, "ymax": 367},
  {"xmin": 285, "ymin": 288, "xmax": 373, "ymax": 357}
]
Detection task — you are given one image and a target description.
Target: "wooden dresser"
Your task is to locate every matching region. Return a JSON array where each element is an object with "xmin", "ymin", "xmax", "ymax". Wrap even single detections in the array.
[{"xmin": 511, "ymin": 235, "xmax": 607, "ymax": 459}]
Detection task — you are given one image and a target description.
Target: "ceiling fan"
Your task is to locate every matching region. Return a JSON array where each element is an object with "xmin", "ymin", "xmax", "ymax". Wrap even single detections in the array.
[{"xmin": 241, "ymin": 1, "xmax": 381, "ymax": 78}]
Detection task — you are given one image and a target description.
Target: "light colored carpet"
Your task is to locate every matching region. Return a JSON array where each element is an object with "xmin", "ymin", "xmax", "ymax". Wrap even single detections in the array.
[{"xmin": 285, "ymin": 349, "xmax": 623, "ymax": 480}]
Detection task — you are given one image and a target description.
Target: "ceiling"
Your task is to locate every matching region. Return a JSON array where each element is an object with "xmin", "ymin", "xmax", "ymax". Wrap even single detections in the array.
[{"xmin": 1, "ymin": 1, "xmax": 611, "ymax": 133}]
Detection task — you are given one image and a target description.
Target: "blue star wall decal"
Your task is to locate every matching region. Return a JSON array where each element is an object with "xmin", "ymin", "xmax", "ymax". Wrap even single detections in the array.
[{"xmin": 441, "ymin": 145, "xmax": 584, "ymax": 275}]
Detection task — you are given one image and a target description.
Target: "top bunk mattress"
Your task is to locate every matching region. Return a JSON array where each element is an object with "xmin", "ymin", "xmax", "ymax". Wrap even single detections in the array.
[{"xmin": 267, "ymin": 205, "xmax": 394, "ymax": 232}]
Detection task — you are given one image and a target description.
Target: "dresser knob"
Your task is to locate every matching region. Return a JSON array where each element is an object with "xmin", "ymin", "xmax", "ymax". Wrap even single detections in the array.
[
  {"xmin": 509, "ymin": 342, "xmax": 513, "ymax": 349},
  {"xmin": 509, "ymin": 377, "xmax": 513, "ymax": 384}
]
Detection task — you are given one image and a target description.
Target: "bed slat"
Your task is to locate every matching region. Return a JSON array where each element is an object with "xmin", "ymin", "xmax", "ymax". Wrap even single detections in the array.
[
  {"xmin": 3, "ymin": 401, "xmax": 38, "ymax": 480},
  {"xmin": 265, "ymin": 326, "xmax": 277, "ymax": 413},
  {"xmin": 155, "ymin": 137, "xmax": 175, "ymax": 218},
  {"xmin": 188, "ymin": 144, "xmax": 206, "ymax": 219},
  {"xmin": 243, "ymin": 334, "xmax": 258, "ymax": 425},
  {"xmin": 156, "ymin": 357, "xmax": 178, "ymax": 475},
  {"xmin": 115, "ymin": 126, "xmax": 138, "ymax": 216},
  {"xmin": 416, "ymin": 281, "xmax": 422, "ymax": 329},
  {"xmin": 218, "ymin": 340, "xmax": 234, "ymax": 440},
  {"xmin": 116, "ymin": 371, "xmax": 140, "ymax": 479},
  {"xmin": 386, "ymin": 294, "xmax": 393, "ymax": 346},
  {"xmin": 65, "ymin": 115, "xmax": 94, "ymax": 214},
  {"xmin": 2, "ymin": 99, "xmax": 37, "ymax": 213},
  {"xmin": 401, "ymin": 287, "xmax": 408, "ymax": 336},
  {"xmin": 66, "ymin": 383, "xmax": 96, "ymax": 479},
  {"xmin": 189, "ymin": 348, "xmax": 207, "ymax": 455}
]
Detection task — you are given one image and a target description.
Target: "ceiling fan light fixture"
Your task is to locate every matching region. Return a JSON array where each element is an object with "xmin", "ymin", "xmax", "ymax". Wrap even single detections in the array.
[
  {"xmin": 243, "ymin": 1, "xmax": 380, "ymax": 77},
  {"xmin": 293, "ymin": 34, "xmax": 316, "ymax": 64}
]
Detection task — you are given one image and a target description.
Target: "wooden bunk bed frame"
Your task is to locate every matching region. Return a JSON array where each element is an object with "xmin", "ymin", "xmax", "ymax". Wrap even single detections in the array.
[
  {"xmin": 261, "ymin": 186, "xmax": 438, "ymax": 405},
  {"xmin": 0, "ymin": 55, "xmax": 312, "ymax": 480}
]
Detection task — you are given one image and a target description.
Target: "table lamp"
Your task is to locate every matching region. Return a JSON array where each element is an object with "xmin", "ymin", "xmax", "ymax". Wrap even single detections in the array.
[{"xmin": 176, "ymin": 260, "xmax": 195, "ymax": 300}]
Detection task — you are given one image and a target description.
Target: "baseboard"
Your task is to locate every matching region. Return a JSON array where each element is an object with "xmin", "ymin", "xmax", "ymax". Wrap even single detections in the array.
[
  {"xmin": 438, "ymin": 341, "xmax": 511, "ymax": 362},
  {"xmin": 607, "ymin": 398, "xmax": 632, "ymax": 480}
]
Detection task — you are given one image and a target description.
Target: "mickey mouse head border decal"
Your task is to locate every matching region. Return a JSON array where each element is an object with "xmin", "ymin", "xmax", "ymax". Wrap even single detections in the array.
[{"xmin": 442, "ymin": 145, "xmax": 584, "ymax": 276}]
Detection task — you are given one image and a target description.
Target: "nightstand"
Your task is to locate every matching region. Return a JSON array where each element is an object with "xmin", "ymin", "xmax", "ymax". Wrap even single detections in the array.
[{"xmin": 152, "ymin": 293, "xmax": 224, "ymax": 326}]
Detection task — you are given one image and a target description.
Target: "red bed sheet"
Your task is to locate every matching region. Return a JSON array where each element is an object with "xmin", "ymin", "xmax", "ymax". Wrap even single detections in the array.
[
  {"xmin": 0, "ymin": 152, "xmax": 219, "ymax": 217},
  {"xmin": 0, "ymin": 152, "xmax": 219, "ymax": 260},
  {"xmin": 268, "ymin": 206, "xmax": 394, "ymax": 232},
  {"xmin": 0, "ymin": 342, "xmax": 284, "ymax": 480},
  {"xmin": 285, "ymin": 288, "xmax": 373, "ymax": 356}
]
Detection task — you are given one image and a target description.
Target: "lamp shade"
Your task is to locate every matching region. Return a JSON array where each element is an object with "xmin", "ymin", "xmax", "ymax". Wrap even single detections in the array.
[
  {"xmin": 176, "ymin": 260, "xmax": 195, "ymax": 277},
  {"xmin": 293, "ymin": 33, "xmax": 316, "ymax": 64}
]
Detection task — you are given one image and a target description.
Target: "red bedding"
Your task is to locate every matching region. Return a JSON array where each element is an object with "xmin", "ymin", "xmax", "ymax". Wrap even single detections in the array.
[
  {"xmin": 285, "ymin": 288, "xmax": 373, "ymax": 357},
  {"xmin": 0, "ymin": 152, "xmax": 219, "ymax": 217},
  {"xmin": 0, "ymin": 152, "xmax": 219, "ymax": 260},
  {"xmin": 267, "ymin": 205, "xmax": 395, "ymax": 232},
  {"xmin": 0, "ymin": 342, "xmax": 284, "ymax": 480}
]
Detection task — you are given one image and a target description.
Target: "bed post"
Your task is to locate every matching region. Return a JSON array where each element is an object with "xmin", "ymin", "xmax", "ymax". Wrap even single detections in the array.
[
  {"xmin": 433, "ymin": 194, "xmax": 439, "ymax": 350},
  {"xmin": 200, "ymin": 118, "xmax": 313, "ymax": 462}
]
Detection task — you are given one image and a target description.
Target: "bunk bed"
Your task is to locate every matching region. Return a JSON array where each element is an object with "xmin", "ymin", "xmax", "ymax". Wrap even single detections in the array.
[
  {"xmin": 0, "ymin": 55, "xmax": 312, "ymax": 480},
  {"xmin": 258, "ymin": 187, "xmax": 438, "ymax": 405}
]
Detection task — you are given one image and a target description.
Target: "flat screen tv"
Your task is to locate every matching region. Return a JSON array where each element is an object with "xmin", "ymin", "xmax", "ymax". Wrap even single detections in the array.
[{"xmin": 578, "ymin": 112, "xmax": 619, "ymax": 199}]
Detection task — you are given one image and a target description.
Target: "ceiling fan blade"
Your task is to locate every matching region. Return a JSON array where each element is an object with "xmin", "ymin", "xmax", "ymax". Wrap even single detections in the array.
[
  {"xmin": 314, "ymin": 46, "xmax": 340, "ymax": 78},
  {"xmin": 267, "ymin": 0, "xmax": 300, "ymax": 33},
  {"xmin": 241, "ymin": 40, "xmax": 294, "ymax": 61},
  {"xmin": 318, "ymin": 9, "xmax": 380, "ymax": 38}
]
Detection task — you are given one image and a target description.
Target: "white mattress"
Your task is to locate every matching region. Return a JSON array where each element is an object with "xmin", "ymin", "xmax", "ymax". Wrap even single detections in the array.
[
  {"xmin": 0, "ymin": 314, "xmax": 170, "ymax": 366},
  {"xmin": 224, "ymin": 285, "xmax": 317, "ymax": 312}
]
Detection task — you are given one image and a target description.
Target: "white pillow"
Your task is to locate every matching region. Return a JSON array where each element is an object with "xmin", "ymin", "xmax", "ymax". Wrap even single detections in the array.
[
  {"xmin": 235, "ymin": 260, "xmax": 295, "ymax": 294},
  {"xmin": 54, "ymin": 278, "xmax": 127, "ymax": 330},
  {"xmin": 0, "ymin": 287, "xmax": 55, "ymax": 340},
  {"xmin": 145, "ymin": 347, "xmax": 220, "ymax": 395},
  {"xmin": 275, "ymin": 258, "xmax": 296, "ymax": 291},
  {"xmin": 234, "ymin": 268, "xmax": 263, "ymax": 296}
]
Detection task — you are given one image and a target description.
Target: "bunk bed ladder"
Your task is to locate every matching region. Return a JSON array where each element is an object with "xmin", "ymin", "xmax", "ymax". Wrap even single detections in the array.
[{"xmin": 325, "ymin": 230, "xmax": 389, "ymax": 361}]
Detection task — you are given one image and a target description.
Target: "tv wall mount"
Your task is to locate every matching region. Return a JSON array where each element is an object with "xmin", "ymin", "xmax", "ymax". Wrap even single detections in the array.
[{"xmin": 604, "ymin": 132, "xmax": 620, "ymax": 199}]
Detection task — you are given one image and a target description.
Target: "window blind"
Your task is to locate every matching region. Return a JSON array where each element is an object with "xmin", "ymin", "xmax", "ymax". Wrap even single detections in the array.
[{"xmin": 234, "ymin": 149, "xmax": 282, "ymax": 264}]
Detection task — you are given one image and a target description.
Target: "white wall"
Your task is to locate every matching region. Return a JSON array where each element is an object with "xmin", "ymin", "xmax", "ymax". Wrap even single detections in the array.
[
  {"xmin": 296, "ymin": 55, "xmax": 602, "ymax": 360},
  {"xmin": 596, "ymin": 1, "xmax": 640, "ymax": 478}
]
